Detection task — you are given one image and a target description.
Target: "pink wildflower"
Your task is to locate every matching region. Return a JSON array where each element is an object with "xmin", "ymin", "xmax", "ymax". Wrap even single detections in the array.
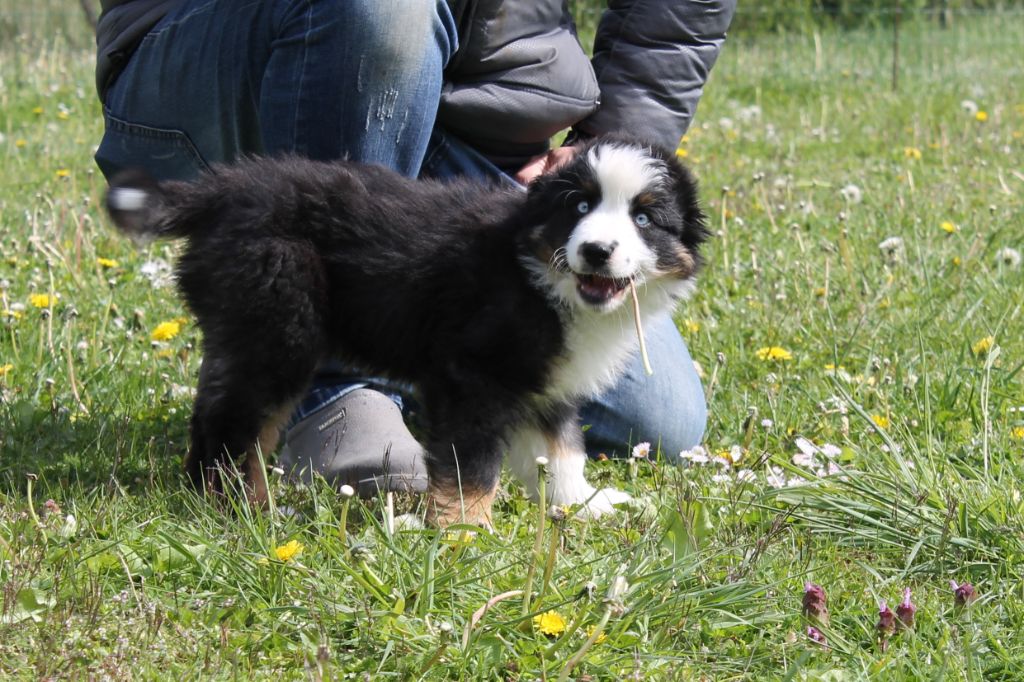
[
  {"xmin": 876, "ymin": 600, "xmax": 896, "ymax": 637},
  {"xmin": 806, "ymin": 626, "xmax": 827, "ymax": 646},
  {"xmin": 896, "ymin": 588, "xmax": 916, "ymax": 628},
  {"xmin": 802, "ymin": 582, "xmax": 829, "ymax": 626},
  {"xmin": 950, "ymin": 580, "xmax": 977, "ymax": 607}
]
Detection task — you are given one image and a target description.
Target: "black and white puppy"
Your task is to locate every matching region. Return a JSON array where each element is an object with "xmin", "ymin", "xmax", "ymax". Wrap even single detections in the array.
[{"xmin": 105, "ymin": 135, "xmax": 707, "ymax": 526}]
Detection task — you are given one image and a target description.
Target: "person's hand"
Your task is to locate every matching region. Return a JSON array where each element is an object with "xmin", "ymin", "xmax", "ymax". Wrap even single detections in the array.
[{"xmin": 514, "ymin": 144, "xmax": 581, "ymax": 186}]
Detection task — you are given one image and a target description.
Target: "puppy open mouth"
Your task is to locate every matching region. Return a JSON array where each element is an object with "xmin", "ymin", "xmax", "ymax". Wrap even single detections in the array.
[{"xmin": 575, "ymin": 273, "xmax": 631, "ymax": 305}]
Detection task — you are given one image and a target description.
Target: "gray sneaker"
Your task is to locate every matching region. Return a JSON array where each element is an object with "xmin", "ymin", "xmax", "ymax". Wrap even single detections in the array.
[{"xmin": 277, "ymin": 388, "xmax": 428, "ymax": 496}]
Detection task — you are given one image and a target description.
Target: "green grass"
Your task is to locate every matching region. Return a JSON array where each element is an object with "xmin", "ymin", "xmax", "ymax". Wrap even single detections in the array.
[{"xmin": 2, "ymin": 7, "xmax": 1024, "ymax": 680}]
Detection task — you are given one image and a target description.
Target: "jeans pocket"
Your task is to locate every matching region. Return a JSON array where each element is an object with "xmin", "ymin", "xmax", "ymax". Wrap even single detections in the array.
[{"xmin": 95, "ymin": 109, "xmax": 211, "ymax": 182}]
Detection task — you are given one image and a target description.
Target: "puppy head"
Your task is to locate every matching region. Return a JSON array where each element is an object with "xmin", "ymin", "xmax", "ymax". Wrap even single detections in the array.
[{"xmin": 522, "ymin": 135, "xmax": 708, "ymax": 313}]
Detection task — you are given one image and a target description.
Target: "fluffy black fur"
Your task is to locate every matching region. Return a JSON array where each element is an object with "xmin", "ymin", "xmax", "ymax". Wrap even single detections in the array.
[{"xmin": 105, "ymin": 135, "xmax": 706, "ymax": 523}]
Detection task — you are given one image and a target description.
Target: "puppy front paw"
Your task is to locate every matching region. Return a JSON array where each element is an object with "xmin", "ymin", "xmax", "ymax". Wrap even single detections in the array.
[{"xmin": 574, "ymin": 487, "xmax": 633, "ymax": 519}]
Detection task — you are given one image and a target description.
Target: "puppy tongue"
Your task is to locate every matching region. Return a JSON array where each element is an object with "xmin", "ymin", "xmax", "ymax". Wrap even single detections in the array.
[{"xmin": 578, "ymin": 274, "xmax": 622, "ymax": 301}]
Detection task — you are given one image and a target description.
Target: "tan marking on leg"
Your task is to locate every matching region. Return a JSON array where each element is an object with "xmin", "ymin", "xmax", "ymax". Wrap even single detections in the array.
[
  {"xmin": 425, "ymin": 480, "xmax": 497, "ymax": 528},
  {"xmin": 241, "ymin": 403, "xmax": 295, "ymax": 508}
]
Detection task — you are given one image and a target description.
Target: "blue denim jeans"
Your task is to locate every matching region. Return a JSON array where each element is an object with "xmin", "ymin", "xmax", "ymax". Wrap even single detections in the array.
[{"xmin": 96, "ymin": 0, "xmax": 707, "ymax": 459}]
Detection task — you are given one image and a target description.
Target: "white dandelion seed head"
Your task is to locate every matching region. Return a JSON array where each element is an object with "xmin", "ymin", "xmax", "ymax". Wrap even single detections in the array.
[
  {"xmin": 534, "ymin": 456, "xmax": 549, "ymax": 467},
  {"xmin": 840, "ymin": 184, "xmax": 863, "ymax": 204},
  {"xmin": 960, "ymin": 99, "xmax": 979, "ymax": 116},
  {"xmin": 995, "ymin": 247, "xmax": 1022, "ymax": 269},
  {"xmin": 879, "ymin": 236, "xmax": 905, "ymax": 264},
  {"xmin": 738, "ymin": 105, "xmax": 762, "ymax": 122},
  {"xmin": 339, "ymin": 484, "xmax": 355, "ymax": 498}
]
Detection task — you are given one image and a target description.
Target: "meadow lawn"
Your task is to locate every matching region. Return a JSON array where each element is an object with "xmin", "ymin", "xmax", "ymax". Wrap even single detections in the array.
[{"xmin": 1, "ymin": 7, "xmax": 1023, "ymax": 680}]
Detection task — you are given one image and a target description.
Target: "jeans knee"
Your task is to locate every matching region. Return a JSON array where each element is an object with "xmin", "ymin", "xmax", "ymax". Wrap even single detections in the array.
[{"xmin": 336, "ymin": 0, "xmax": 455, "ymax": 70}]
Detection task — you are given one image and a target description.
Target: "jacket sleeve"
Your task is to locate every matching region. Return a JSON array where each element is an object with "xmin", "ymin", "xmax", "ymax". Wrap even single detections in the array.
[{"xmin": 573, "ymin": 0, "xmax": 736, "ymax": 150}]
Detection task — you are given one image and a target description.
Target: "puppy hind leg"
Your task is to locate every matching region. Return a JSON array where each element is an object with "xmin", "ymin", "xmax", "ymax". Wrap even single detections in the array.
[
  {"xmin": 185, "ymin": 350, "xmax": 318, "ymax": 506},
  {"xmin": 422, "ymin": 395, "xmax": 512, "ymax": 528}
]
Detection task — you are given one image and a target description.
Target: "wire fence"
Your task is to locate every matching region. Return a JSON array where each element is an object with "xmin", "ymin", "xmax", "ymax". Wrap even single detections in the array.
[
  {"xmin": 726, "ymin": 9, "xmax": 1024, "ymax": 88},
  {"xmin": 1, "ymin": 3, "xmax": 1022, "ymax": 90}
]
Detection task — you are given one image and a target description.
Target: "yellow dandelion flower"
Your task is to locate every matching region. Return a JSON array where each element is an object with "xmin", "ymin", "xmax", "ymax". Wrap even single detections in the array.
[
  {"xmin": 0, "ymin": 364, "xmax": 13, "ymax": 376},
  {"xmin": 586, "ymin": 625, "xmax": 608, "ymax": 644},
  {"xmin": 675, "ymin": 148, "xmax": 689, "ymax": 159},
  {"xmin": 940, "ymin": 221, "xmax": 957, "ymax": 234},
  {"xmin": 97, "ymin": 257, "xmax": 119, "ymax": 268},
  {"xmin": 755, "ymin": 346, "xmax": 793, "ymax": 362},
  {"xmin": 29, "ymin": 293, "xmax": 53, "ymax": 308},
  {"xmin": 903, "ymin": 147, "xmax": 922, "ymax": 160},
  {"xmin": 1013, "ymin": 130, "xmax": 1023, "ymax": 140},
  {"xmin": 871, "ymin": 414, "xmax": 890, "ymax": 430},
  {"xmin": 273, "ymin": 539, "xmax": 303, "ymax": 562},
  {"xmin": 55, "ymin": 168, "xmax": 70, "ymax": 178},
  {"xmin": 32, "ymin": 106, "xmax": 43, "ymax": 115},
  {"xmin": 972, "ymin": 336, "xmax": 994, "ymax": 356},
  {"xmin": 15, "ymin": 139, "xmax": 27, "ymax": 149},
  {"xmin": 975, "ymin": 111, "xmax": 988, "ymax": 122},
  {"xmin": 1011, "ymin": 426, "xmax": 1024, "ymax": 440},
  {"xmin": 151, "ymin": 320, "xmax": 181, "ymax": 341},
  {"xmin": 3, "ymin": 308, "xmax": 23, "ymax": 320},
  {"xmin": 952, "ymin": 256, "xmax": 962, "ymax": 267},
  {"xmin": 57, "ymin": 111, "xmax": 70, "ymax": 121},
  {"xmin": 684, "ymin": 319, "xmax": 700, "ymax": 333},
  {"xmin": 533, "ymin": 610, "xmax": 567, "ymax": 636},
  {"xmin": 813, "ymin": 287, "xmax": 827, "ymax": 297}
]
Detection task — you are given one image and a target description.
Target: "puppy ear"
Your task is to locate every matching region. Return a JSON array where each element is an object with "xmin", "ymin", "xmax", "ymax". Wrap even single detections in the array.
[{"xmin": 671, "ymin": 161, "xmax": 710, "ymax": 251}]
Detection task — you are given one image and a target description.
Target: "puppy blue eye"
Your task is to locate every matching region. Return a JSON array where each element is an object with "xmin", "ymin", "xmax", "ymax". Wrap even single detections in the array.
[
  {"xmin": 576, "ymin": 200, "xmax": 590, "ymax": 215},
  {"xmin": 634, "ymin": 212, "xmax": 651, "ymax": 227}
]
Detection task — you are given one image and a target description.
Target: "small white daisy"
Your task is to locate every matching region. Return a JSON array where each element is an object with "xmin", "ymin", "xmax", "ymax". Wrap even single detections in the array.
[
  {"xmin": 736, "ymin": 469, "xmax": 757, "ymax": 484},
  {"xmin": 766, "ymin": 466, "xmax": 788, "ymax": 489},
  {"xmin": 792, "ymin": 452, "xmax": 817, "ymax": 468},
  {"xmin": 794, "ymin": 437, "xmax": 818, "ymax": 456},
  {"xmin": 678, "ymin": 445, "xmax": 710, "ymax": 466},
  {"xmin": 820, "ymin": 443, "xmax": 842, "ymax": 459},
  {"xmin": 631, "ymin": 442, "xmax": 652, "ymax": 459}
]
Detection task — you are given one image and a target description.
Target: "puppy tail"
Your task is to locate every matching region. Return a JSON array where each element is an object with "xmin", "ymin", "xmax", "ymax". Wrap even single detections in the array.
[{"xmin": 105, "ymin": 169, "xmax": 195, "ymax": 242}]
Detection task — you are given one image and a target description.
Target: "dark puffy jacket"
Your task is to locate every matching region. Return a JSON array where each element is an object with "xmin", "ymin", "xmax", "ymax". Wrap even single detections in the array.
[{"xmin": 96, "ymin": 0, "xmax": 734, "ymax": 165}]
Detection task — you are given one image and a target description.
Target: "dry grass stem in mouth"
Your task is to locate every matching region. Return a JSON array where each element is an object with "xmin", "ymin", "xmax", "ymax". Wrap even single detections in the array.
[{"xmin": 629, "ymin": 279, "xmax": 654, "ymax": 376}]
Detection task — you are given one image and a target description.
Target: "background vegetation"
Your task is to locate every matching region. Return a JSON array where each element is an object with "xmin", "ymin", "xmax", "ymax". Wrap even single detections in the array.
[{"xmin": 1, "ymin": 3, "xmax": 1023, "ymax": 679}]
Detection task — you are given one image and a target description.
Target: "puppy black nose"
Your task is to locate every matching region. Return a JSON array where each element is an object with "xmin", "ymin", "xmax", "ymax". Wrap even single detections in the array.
[{"xmin": 579, "ymin": 241, "xmax": 617, "ymax": 268}]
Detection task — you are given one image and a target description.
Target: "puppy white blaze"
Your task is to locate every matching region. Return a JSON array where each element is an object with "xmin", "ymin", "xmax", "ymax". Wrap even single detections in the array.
[
  {"xmin": 587, "ymin": 143, "xmax": 666, "ymax": 205},
  {"xmin": 108, "ymin": 187, "xmax": 149, "ymax": 212},
  {"xmin": 566, "ymin": 144, "xmax": 665, "ymax": 279}
]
